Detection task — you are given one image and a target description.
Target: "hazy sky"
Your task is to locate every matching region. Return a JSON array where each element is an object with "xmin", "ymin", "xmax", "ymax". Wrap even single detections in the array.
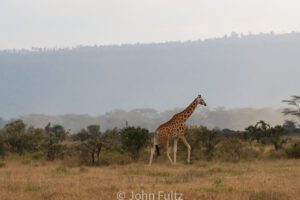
[{"xmin": 1, "ymin": 0, "xmax": 300, "ymax": 49}]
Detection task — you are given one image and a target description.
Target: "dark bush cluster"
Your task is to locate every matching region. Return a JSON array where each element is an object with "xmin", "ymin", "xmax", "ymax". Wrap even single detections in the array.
[
  {"xmin": 286, "ymin": 141, "xmax": 300, "ymax": 158},
  {"xmin": 0, "ymin": 119, "xmax": 299, "ymax": 165}
]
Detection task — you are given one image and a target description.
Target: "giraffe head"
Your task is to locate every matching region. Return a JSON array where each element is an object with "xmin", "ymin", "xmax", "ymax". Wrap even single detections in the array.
[{"xmin": 197, "ymin": 94, "xmax": 207, "ymax": 106}]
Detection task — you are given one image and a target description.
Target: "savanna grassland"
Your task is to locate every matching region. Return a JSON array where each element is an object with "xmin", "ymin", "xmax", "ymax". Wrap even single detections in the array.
[
  {"xmin": 0, "ymin": 159, "xmax": 299, "ymax": 200},
  {"xmin": 1, "ymin": 119, "xmax": 300, "ymax": 200}
]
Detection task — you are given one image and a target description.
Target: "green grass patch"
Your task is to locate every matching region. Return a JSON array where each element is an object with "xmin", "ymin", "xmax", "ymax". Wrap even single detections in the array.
[
  {"xmin": 146, "ymin": 171, "xmax": 170, "ymax": 177},
  {"xmin": 0, "ymin": 161, "xmax": 5, "ymax": 168},
  {"xmin": 25, "ymin": 184, "xmax": 42, "ymax": 192},
  {"xmin": 248, "ymin": 191, "xmax": 290, "ymax": 200},
  {"xmin": 54, "ymin": 166, "xmax": 69, "ymax": 174}
]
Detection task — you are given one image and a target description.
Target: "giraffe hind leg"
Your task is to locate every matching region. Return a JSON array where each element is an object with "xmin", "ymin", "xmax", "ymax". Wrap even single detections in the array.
[
  {"xmin": 173, "ymin": 138, "xmax": 178, "ymax": 165},
  {"xmin": 149, "ymin": 146, "xmax": 155, "ymax": 165}
]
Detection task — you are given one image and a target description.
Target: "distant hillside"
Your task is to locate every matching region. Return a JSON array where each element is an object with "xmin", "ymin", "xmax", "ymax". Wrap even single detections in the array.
[
  {"xmin": 14, "ymin": 107, "xmax": 291, "ymax": 132},
  {"xmin": 0, "ymin": 32, "xmax": 300, "ymax": 118}
]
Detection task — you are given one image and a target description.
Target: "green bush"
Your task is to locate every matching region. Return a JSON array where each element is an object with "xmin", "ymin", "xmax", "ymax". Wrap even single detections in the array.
[
  {"xmin": 43, "ymin": 124, "xmax": 68, "ymax": 161},
  {"xmin": 216, "ymin": 138, "xmax": 244, "ymax": 162},
  {"xmin": 3, "ymin": 120, "xmax": 45, "ymax": 155},
  {"xmin": 120, "ymin": 126, "xmax": 149, "ymax": 161},
  {"xmin": 76, "ymin": 125, "xmax": 110, "ymax": 165},
  {"xmin": 30, "ymin": 151, "xmax": 44, "ymax": 160},
  {"xmin": 286, "ymin": 142, "xmax": 300, "ymax": 158},
  {"xmin": 0, "ymin": 135, "xmax": 6, "ymax": 159},
  {"xmin": 215, "ymin": 137, "xmax": 260, "ymax": 161},
  {"xmin": 44, "ymin": 142, "xmax": 66, "ymax": 161},
  {"xmin": 267, "ymin": 149, "xmax": 287, "ymax": 159},
  {"xmin": 188, "ymin": 126, "xmax": 222, "ymax": 160},
  {"xmin": 0, "ymin": 161, "xmax": 5, "ymax": 168}
]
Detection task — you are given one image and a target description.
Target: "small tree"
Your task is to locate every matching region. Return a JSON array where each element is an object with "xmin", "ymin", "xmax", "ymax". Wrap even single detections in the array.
[
  {"xmin": 49, "ymin": 125, "xmax": 67, "ymax": 142},
  {"xmin": 72, "ymin": 128, "xmax": 90, "ymax": 141},
  {"xmin": 43, "ymin": 123, "xmax": 67, "ymax": 160},
  {"xmin": 75, "ymin": 125, "xmax": 111, "ymax": 165},
  {"xmin": 120, "ymin": 127, "xmax": 149, "ymax": 161},
  {"xmin": 102, "ymin": 128, "xmax": 121, "ymax": 151}
]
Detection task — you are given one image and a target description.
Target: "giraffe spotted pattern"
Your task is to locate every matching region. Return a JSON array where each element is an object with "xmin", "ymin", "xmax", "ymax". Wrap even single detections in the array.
[{"xmin": 149, "ymin": 95, "xmax": 207, "ymax": 165}]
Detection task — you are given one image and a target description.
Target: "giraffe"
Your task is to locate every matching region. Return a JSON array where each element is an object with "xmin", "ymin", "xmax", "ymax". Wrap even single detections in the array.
[{"xmin": 149, "ymin": 95, "xmax": 207, "ymax": 165}]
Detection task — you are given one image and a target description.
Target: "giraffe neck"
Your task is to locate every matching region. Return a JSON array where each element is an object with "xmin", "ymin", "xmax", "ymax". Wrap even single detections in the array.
[{"xmin": 178, "ymin": 98, "xmax": 198, "ymax": 122}]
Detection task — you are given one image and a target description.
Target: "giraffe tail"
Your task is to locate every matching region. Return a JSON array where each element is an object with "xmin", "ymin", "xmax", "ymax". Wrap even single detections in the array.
[
  {"xmin": 154, "ymin": 134, "xmax": 161, "ymax": 156},
  {"xmin": 155, "ymin": 144, "xmax": 160, "ymax": 156}
]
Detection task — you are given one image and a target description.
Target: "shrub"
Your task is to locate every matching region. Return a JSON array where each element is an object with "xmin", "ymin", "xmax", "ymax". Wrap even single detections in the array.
[
  {"xmin": 0, "ymin": 161, "xmax": 5, "ymax": 168},
  {"xmin": 120, "ymin": 127, "xmax": 149, "ymax": 161},
  {"xmin": 286, "ymin": 142, "xmax": 300, "ymax": 158},
  {"xmin": 30, "ymin": 151, "xmax": 44, "ymax": 160},
  {"xmin": 4, "ymin": 120, "xmax": 27, "ymax": 154},
  {"xmin": 239, "ymin": 146, "xmax": 260, "ymax": 160},
  {"xmin": 216, "ymin": 138, "xmax": 244, "ymax": 162},
  {"xmin": 0, "ymin": 135, "xmax": 6, "ymax": 159},
  {"xmin": 44, "ymin": 141, "xmax": 66, "ymax": 161},
  {"xmin": 3, "ymin": 120, "xmax": 45, "ymax": 155},
  {"xmin": 43, "ymin": 124, "xmax": 68, "ymax": 161},
  {"xmin": 268, "ymin": 149, "xmax": 287, "ymax": 159},
  {"xmin": 76, "ymin": 125, "xmax": 113, "ymax": 165}
]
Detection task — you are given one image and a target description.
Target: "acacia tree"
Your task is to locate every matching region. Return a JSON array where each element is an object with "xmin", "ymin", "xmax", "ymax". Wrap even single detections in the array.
[
  {"xmin": 283, "ymin": 95, "xmax": 300, "ymax": 119},
  {"xmin": 244, "ymin": 120, "xmax": 270, "ymax": 144},
  {"xmin": 245, "ymin": 121, "xmax": 287, "ymax": 150},
  {"xmin": 283, "ymin": 120, "xmax": 300, "ymax": 134}
]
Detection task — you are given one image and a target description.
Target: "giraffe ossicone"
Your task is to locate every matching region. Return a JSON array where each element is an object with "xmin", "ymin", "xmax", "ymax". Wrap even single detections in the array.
[{"xmin": 149, "ymin": 95, "xmax": 207, "ymax": 165}]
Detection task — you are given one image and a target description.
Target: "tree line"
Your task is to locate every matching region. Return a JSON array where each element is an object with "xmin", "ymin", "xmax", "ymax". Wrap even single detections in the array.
[
  {"xmin": 0, "ymin": 96, "xmax": 299, "ymax": 165},
  {"xmin": 0, "ymin": 119, "xmax": 299, "ymax": 165}
]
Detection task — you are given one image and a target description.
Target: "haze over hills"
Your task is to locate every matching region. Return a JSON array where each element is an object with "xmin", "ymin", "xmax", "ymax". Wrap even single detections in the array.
[
  {"xmin": 0, "ymin": 32, "xmax": 299, "ymax": 129},
  {"xmin": 17, "ymin": 107, "xmax": 291, "ymax": 132}
]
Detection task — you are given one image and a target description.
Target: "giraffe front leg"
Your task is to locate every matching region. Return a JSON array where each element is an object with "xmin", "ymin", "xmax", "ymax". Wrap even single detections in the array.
[{"xmin": 180, "ymin": 136, "xmax": 191, "ymax": 164}]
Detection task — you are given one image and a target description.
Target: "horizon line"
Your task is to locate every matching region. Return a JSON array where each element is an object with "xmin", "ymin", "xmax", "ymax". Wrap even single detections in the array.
[{"xmin": 1, "ymin": 30, "xmax": 299, "ymax": 52}]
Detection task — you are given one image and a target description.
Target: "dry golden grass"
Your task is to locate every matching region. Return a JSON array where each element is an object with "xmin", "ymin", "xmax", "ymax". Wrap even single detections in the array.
[{"xmin": 0, "ymin": 159, "xmax": 299, "ymax": 200}]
